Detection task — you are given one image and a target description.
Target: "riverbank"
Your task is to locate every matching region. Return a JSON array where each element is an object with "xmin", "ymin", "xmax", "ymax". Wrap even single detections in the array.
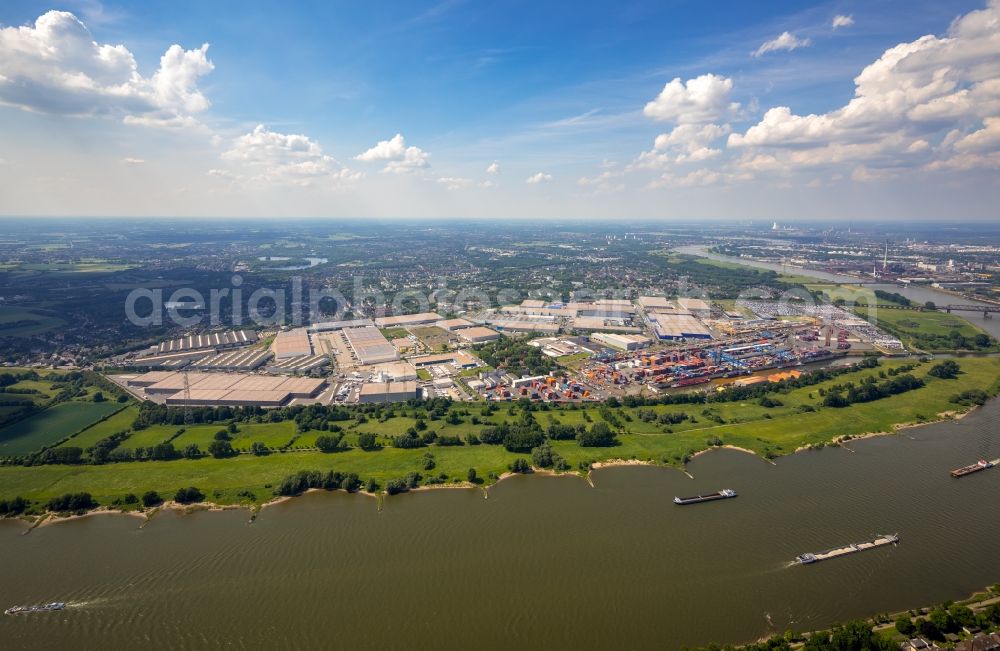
[
  {"xmin": 1, "ymin": 357, "xmax": 997, "ymax": 515},
  {"xmin": 5, "ymin": 393, "xmax": 993, "ymax": 525},
  {"xmin": 782, "ymin": 583, "xmax": 1000, "ymax": 651}
]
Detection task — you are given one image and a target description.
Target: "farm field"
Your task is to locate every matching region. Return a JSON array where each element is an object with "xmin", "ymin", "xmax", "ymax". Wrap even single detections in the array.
[
  {"xmin": 0, "ymin": 401, "xmax": 122, "ymax": 456},
  {"xmin": 59, "ymin": 406, "xmax": 138, "ymax": 450}
]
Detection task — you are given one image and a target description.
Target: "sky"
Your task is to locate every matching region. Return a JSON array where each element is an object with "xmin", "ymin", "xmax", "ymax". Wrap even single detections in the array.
[{"xmin": 0, "ymin": 0, "xmax": 998, "ymax": 220}]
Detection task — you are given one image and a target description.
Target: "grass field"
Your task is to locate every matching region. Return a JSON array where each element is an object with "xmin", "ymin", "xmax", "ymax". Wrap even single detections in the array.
[
  {"xmin": 58, "ymin": 406, "xmax": 138, "ymax": 450},
  {"xmin": 0, "ymin": 401, "xmax": 122, "ymax": 456},
  {"xmin": 855, "ymin": 307, "xmax": 994, "ymax": 351},
  {"xmin": 171, "ymin": 421, "xmax": 298, "ymax": 451},
  {"xmin": 124, "ymin": 425, "xmax": 182, "ymax": 449},
  {"xmin": 0, "ymin": 358, "xmax": 997, "ymax": 506}
]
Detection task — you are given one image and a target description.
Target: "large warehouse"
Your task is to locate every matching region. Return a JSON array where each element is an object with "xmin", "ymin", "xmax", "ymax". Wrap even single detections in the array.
[
  {"xmin": 457, "ymin": 326, "xmax": 501, "ymax": 343},
  {"xmin": 155, "ymin": 329, "xmax": 258, "ymax": 354},
  {"xmin": 272, "ymin": 328, "xmax": 313, "ymax": 359},
  {"xmin": 359, "ymin": 381, "xmax": 419, "ymax": 403},
  {"xmin": 591, "ymin": 332, "xmax": 651, "ymax": 351},
  {"xmin": 126, "ymin": 372, "xmax": 327, "ymax": 406},
  {"xmin": 374, "ymin": 312, "xmax": 442, "ymax": 327},
  {"xmin": 342, "ymin": 326, "xmax": 398, "ymax": 365},
  {"xmin": 189, "ymin": 348, "xmax": 273, "ymax": 371},
  {"xmin": 646, "ymin": 312, "xmax": 712, "ymax": 340}
]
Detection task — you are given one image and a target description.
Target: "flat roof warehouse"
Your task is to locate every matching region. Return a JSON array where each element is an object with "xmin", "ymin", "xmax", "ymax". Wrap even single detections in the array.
[{"xmin": 126, "ymin": 372, "xmax": 326, "ymax": 407}]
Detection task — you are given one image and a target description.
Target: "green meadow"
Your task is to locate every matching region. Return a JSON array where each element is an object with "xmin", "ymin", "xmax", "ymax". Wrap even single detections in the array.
[
  {"xmin": 0, "ymin": 357, "xmax": 996, "ymax": 507},
  {"xmin": 0, "ymin": 401, "xmax": 122, "ymax": 456}
]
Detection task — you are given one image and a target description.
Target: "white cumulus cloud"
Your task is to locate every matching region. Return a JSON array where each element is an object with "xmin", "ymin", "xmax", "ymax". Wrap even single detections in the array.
[
  {"xmin": 122, "ymin": 157, "xmax": 145, "ymax": 164},
  {"xmin": 355, "ymin": 133, "xmax": 430, "ymax": 173},
  {"xmin": 0, "ymin": 10, "xmax": 213, "ymax": 127},
  {"xmin": 633, "ymin": 123, "xmax": 731, "ymax": 170},
  {"xmin": 220, "ymin": 125, "xmax": 360, "ymax": 187},
  {"xmin": 486, "ymin": 161, "xmax": 500, "ymax": 175},
  {"xmin": 643, "ymin": 74, "xmax": 740, "ymax": 124},
  {"xmin": 753, "ymin": 31, "xmax": 811, "ymax": 57},
  {"xmin": 730, "ymin": 0, "xmax": 1000, "ymax": 174},
  {"xmin": 833, "ymin": 15, "xmax": 855, "ymax": 29},
  {"xmin": 526, "ymin": 172, "xmax": 553, "ymax": 184}
]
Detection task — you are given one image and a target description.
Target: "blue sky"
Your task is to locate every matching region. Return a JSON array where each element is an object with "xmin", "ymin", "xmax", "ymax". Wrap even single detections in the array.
[{"xmin": 0, "ymin": 0, "xmax": 998, "ymax": 219}]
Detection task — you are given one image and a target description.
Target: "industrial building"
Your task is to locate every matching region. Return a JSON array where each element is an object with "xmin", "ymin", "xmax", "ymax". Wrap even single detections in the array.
[
  {"xmin": 266, "ymin": 354, "xmax": 330, "ymax": 375},
  {"xmin": 359, "ymin": 381, "xmax": 419, "ymax": 403},
  {"xmin": 307, "ymin": 318, "xmax": 374, "ymax": 333},
  {"xmin": 374, "ymin": 312, "xmax": 442, "ymax": 327},
  {"xmin": 488, "ymin": 319, "xmax": 560, "ymax": 334},
  {"xmin": 410, "ymin": 350, "xmax": 479, "ymax": 369},
  {"xmin": 570, "ymin": 317, "xmax": 642, "ymax": 333},
  {"xmin": 677, "ymin": 297, "xmax": 712, "ymax": 312},
  {"xmin": 591, "ymin": 332, "xmax": 651, "ymax": 351},
  {"xmin": 571, "ymin": 300, "xmax": 636, "ymax": 318},
  {"xmin": 457, "ymin": 326, "xmax": 501, "ymax": 343},
  {"xmin": 129, "ymin": 350, "xmax": 209, "ymax": 369},
  {"xmin": 272, "ymin": 328, "xmax": 313, "ymax": 359},
  {"xmin": 342, "ymin": 326, "xmax": 398, "ymax": 365},
  {"xmin": 189, "ymin": 348, "xmax": 273, "ymax": 371},
  {"xmin": 646, "ymin": 312, "xmax": 713, "ymax": 340},
  {"xmin": 367, "ymin": 361, "xmax": 418, "ymax": 382},
  {"xmin": 502, "ymin": 304, "xmax": 576, "ymax": 318},
  {"xmin": 637, "ymin": 296, "xmax": 675, "ymax": 311},
  {"xmin": 435, "ymin": 318, "xmax": 475, "ymax": 331},
  {"xmin": 127, "ymin": 372, "xmax": 326, "ymax": 406},
  {"xmin": 155, "ymin": 329, "xmax": 258, "ymax": 354}
]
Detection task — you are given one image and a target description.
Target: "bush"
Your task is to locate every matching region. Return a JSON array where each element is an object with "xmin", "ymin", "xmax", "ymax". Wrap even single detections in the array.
[
  {"xmin": 928, "ymin": 360, "xmax": 960, "ymax": 379},
  {"xmin": 207, "ymin": 439, "xmax": 236, "ymax": 458},
  {"xmin": 385, "ymin": 478, "xmax": 408, "ymax": 495},
  {"xmin": 250, "ymin": 441, "xmax": 269, "ymax": 456},
  {"xmin": 47, "ymin": 492, "xmax": 96, "ymax": 513},
  {"xmin": 142, "ymin": 491, "xmax": 163, "ymax": 507},
  {"xmin": 894, "ymin": 615, "xmax": 916, "ymax": 636},
  {"xmin": 503, "ymin": 428, "xmax": 544, "ymax": 452},
  {"xmin": 509, "ymin": 458, "xmax": 531, "ymax": 473},
  {"xmin": 577, "ymin": 422, "xmax": 618, "ymax": 447},
  {"xmin": 358, "ymin": 432, "xmax": 378, "ymax": 450},
  {"xmin": 174, "ymin": 487, "xmax": 204, "ymax": 504},
  {"xmin": 950, "ymin": 389, "xmax": 989, "ymax": 406},
  {"xmin": 0, "ymin": 496, "xmax": 29, "ymax": 516},
  {"xmin": 531, "ymin": 442, "xmax": 565, "ymax": 470},
  {"xmin": 315, "ymin": 434, "xmax": 344, "ymax": 453}
]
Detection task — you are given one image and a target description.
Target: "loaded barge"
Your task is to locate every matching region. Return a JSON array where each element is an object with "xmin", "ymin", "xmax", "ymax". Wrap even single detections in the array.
[
  {"xmin": 795, "ymin": 533, "xmax": 899, "ymax": 564},
  {"xmin": 951, "ymin": 459, "xmax": 999, "ymax": 478},
  {"xmin": 673, "ymin": 489, "xmax": 737, "ymax": 505},
  {"xmin": 5, "ymin": 602, "xmax": 66, "ymax": 615}
]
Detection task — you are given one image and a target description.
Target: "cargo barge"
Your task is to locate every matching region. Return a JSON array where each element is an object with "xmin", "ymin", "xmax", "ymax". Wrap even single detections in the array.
[
  {"xmin": 673, "ymin": 489, "xmax": 737, "ymax": 505},
  {"xmin": 5, "ymin": 602, "xmax": 66, "ymax": 615},
  {"xmin": 795, "ymin": 533, "xmax": 899, "ymax": 564},
  {"xmin": 950, "ymin": 459, "xmax": 999, "ymax": 478}
]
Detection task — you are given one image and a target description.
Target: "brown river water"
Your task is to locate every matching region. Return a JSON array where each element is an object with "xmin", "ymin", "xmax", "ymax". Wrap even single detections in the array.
[{"xmin": 1, "ymin": 400, "xmax": 998, "ymax": 650}]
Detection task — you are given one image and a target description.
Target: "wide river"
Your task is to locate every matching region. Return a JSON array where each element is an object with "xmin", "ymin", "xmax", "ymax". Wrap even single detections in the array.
[
  {"xmin": 2, "ymin": 398, "xmax": 999, "ymax": 650},
  {"xmin": 675, "ymin": 244, "xmax": 1000, "ymax": 340}
]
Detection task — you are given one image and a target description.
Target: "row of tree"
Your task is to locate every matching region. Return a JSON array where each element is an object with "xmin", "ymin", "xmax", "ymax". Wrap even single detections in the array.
[{"xmin": 823, "ymin": 374, "xmax": 924, "ymax": 408}]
